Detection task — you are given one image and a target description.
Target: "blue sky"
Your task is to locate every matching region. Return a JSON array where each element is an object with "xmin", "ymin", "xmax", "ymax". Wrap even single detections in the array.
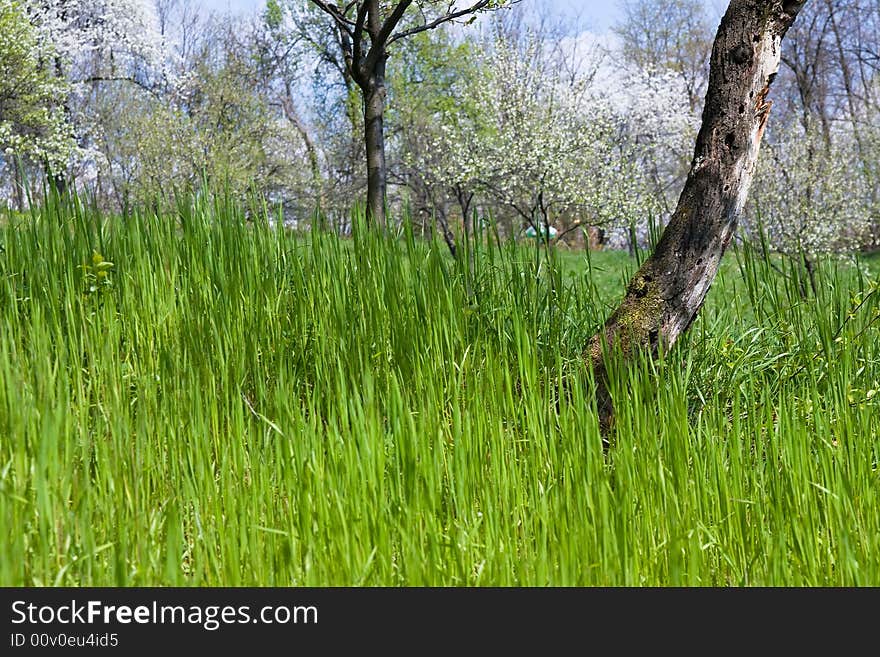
[{"xmin": 197, "ymin": 0, "xmax": 724, "ymax": 32}]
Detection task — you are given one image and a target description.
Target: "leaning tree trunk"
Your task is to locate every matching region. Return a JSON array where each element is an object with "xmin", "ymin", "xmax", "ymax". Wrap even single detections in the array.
[
  {"xmin": 362, "ymin": 56, "xmax": 388, "ymax": 228},
  {"xmin": 588, "ymin": 0, "xmax": 807, "ymax": 432}
]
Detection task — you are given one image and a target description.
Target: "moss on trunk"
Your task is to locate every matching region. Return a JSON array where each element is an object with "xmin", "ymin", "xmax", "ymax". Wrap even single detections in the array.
[{"xmin": 587, "ymin": 0, "xmax": 807, "ymax": 438}]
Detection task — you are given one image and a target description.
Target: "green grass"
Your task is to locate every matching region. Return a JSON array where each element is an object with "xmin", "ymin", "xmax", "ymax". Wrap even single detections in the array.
[{"xmin": 1, "ymin": 193, "xmax": 879, "ymax": 585}]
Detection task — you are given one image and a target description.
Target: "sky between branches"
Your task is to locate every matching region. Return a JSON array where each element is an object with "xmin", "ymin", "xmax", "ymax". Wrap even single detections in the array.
[{"xmin": 197, "ymin": 0, "xmax": 726, "ymax": 32}]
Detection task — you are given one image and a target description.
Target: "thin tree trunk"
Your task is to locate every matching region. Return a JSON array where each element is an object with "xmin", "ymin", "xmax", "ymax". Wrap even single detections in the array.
[
  {"xmin": 457, "ymin": 185, "xmax": 476, "ymax": 284},
  {"xmin": 588, "ymin": 0, "xmax": 807, "ymax": 434},
  {"xmin": 363, "ymin": 56, "xmax": 388, "ymax": 227},
  {"xmin": 826, "ymin": 0, "xmax": 876, "ymax": 208},
  {"xmin": 282, "ymin": 83, "xmax": 324, "ymax": 212},
  {"xmin": 435, "ymin": 205, "xmax": 458, "ymax": 258},
  {"xmin": 13, "ymin": 163, "xmax": 25, "ymax": 212},
  {"xmin": 51, "ymin": 55, "xmax": 70, "ymax": 196}
]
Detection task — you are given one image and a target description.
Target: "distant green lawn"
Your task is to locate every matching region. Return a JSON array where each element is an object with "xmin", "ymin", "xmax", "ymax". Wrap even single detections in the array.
[{"xmin": 1, "ymin": 198, "xmax": 879, "ymax": 585}]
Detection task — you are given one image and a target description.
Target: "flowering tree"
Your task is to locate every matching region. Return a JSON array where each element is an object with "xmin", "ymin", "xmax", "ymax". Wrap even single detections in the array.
[
  {"xmin": 862, "ymin": 98, "xmax": 880, "ymax": 249},
  {"xmin": 86, "ymin": 10, "xmax": 316, "ymax": 210},
  {"xmin": 743, "ymin": 124, "xmax": 873, "ymax": 293},
  {"xmin": 466, "ymin": 38, "xmax": 639, "ymax": 238},
  {"xmin": 389, "ymin": 29, "xmax": 480, "ymax": 253},
  {"xmin": 32, "ymin": 0, "xmax": 165, "ymax": 78},
  {"xmin": 411, "ymin": 28, "xmax": 698, "ymax": 252},
  {"xmin": 0, "ymin": 0, "xmax": 76, "ymax": 202},
  {"xmin": 750, "ymin": 127, "xmax": 871, "ymax": 254},
  {"xmin": 614, "ymin": 68, "xmax": 700, "ymax": 217},
  {"xmin": 613, "ymin": 0, "xmax": 713, "ymax": 112},
  {"xmin": 26, "ymin": 0, "xmax": 168, "ymax": 190}
]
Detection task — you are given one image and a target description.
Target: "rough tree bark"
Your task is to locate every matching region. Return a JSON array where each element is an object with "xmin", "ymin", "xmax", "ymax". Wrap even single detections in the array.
[
  {"xmin": 362, "ymin": 53, "xmax": 388, "ymax": 227},
  {"xmin": 588, "ymin": 0, "xmax": 808, "ymax": 433}
]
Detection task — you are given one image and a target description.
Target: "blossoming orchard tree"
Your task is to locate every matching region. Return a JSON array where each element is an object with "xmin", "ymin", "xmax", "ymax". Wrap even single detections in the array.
[
  {"xmin": 0, "ymin": 0, "xmax": 75, "ymax": 204},
  {"xmin": 21, "ymin": 0, "xmax": 166, "ymax": 190},
  {"xmin": 748, "ymin": 124, "xmax": 872, "ymax": 294},
  {"xmin": 616, "ymin": 69, "xmax": 701, "ymax": 219},
  {"xmin": 32, "ymin": 0, "xmax": 164, "ymax": 73},
  {"xmin": 426, "ymin": 31, "xmax": 657, "ymax": 248},
  {"xmin": 306, "ymin": 0, "xmax": 517, "ymax": 226},
  {"xmin": 588, "ymin": 0, "xmax": 808, "ymax": 432}
]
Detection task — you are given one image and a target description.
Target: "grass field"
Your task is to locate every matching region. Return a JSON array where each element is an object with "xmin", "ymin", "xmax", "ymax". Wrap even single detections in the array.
[{"xmin": 1, "ymin": 194, "xmax": 879, "ymax": 585}]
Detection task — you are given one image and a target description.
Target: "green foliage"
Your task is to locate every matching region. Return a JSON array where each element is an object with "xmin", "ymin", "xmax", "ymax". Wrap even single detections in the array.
[
  {"xmin": 264, "ymin": 0, "xmax": 283, "ymax": 31},
  {"xmin": 81, "ymin": 250, "xmax": 114, "ymax": 296},
  {"xmin": 0, "ymin": 0, "xmax": 75, "ymax": 173},
  {"xmin": 0, "ymin": 195, "xmax": 879, "ymax": 585},
  {"xmin": 90, "ymin": 22, "xmax": 310, "ymax": 209}
]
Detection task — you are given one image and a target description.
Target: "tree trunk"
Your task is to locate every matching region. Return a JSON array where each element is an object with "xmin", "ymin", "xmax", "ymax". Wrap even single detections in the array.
[
  {"xmin": 825, "ymin": 0, "xmax": 876, "ymax": 207},
  {"xmin": 283, "ymin": 83, "xmax": 324, "ymax": 212},
  {"xmin": 363, "ymin": 56, "xmax": 388, "ymax": 227},
  {"xmin": 587, "ymin": 0, "xmax": 807, "ymax": 434},
  {"xmin": 435, "ymin": 205, "xmax": 458, "ymax": 258},
  {"xmin": 13, "ymin": 163, "xmax": 25, "ymax": 212}
]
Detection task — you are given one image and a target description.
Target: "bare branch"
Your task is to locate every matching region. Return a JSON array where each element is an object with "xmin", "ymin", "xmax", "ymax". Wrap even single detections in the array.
[
  {"xmin": 389, "ymin": 0, "xmax": 516, "ymax": 45},
  {"xmin": 352, "ymin": 1, "xmax": 370, "ymax": 82},
  {"xmin": 77, "ymin": 76, "xmax": 163, "ymax": 102},
  {"xmin": 308, "ymin": 0, "xmax": 356, "ymax": 37},
  {"xmin": 362, "ymin": 0, "xmax": 413, "ymax": 75}
]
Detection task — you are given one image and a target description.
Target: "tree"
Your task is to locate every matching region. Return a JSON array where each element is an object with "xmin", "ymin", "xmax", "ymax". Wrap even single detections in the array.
[
  {"xmin": 744, "ymin": 0, "xmax": 880, "ymax": 261},
  {"xmin": 256, "ymin": 2, "xmax": 325, "ymax": 212},
  {"xmin": 88, "ymin": 10, "xmax": 315, "ymax": 211},
  {"xmin": 272, "ymin": 0, "xmax": 366, "ymax": 228},
  {"xmin": 0, "ymin": 0, "xmax": 76, "ymax": 206},
  {"xmin": 747, "ymin": 123, "xmax": 872, "ymax": 295},
  {"xmin": 305, "ymin": 0, "xmax": 515, "ymax": 226},
  {"xmin": 390, "ymin": 28, "xmax": 479, "ymax": 254},
  {"xmin": 394, "ymin": 15, "xmax": 703, "ymax": 255},
  {"xmin": 608, "ymin": 67, "xmax": 701, "ymax": 237},
  {"xmin": 614, "ymin": 0, "xmax": 714, "ymax": 111},
  {"xmin": 19, "ymin": 0, "xmax": 168, "ymax": 192},
  {"xmin": 588, "ymin": 0, "xmax": 808, "ymax": 433},
  {"xmin": 429, "ymin": 29, "xmax": 651, "ymax": 246}
]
